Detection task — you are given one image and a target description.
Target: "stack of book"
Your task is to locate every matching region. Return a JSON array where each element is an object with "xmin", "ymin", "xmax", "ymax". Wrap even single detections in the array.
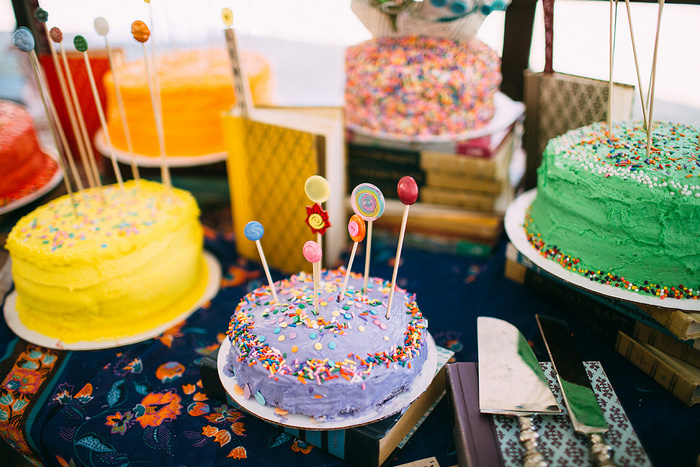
[
  {"xmin": 346, "ymin": 121, "xmax": 524, "ymax": 257},
  {"xmin": 504, "ymin": 243, "xmax": 700, "ymax": 406}
]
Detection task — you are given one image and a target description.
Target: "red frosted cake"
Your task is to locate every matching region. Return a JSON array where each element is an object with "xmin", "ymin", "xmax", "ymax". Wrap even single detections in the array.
[{"xmin": 0, "ymin": 100, "xmax": 58, "ymax": 206}]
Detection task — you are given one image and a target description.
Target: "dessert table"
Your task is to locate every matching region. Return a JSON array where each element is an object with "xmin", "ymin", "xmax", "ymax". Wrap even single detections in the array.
[{"xmin": 0, "ymin": 212, "xmax": 698, "ymax": 466}]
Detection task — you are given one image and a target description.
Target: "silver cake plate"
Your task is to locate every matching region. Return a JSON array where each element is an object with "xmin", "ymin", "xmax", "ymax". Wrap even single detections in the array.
[
  {"xmin": 94, "ymin": 129, "xmax": 227, "ymax": 168},
  {"xmin": 217, "ymin": 333, "xmax": 438, "ymax": 431},
  {"xmin": 3, "ymin": 251, "xmax": 222, "ymax": 350},
  {"xmin": 505, "ymin": 189, "xmax": 700, "ymax": 311}
]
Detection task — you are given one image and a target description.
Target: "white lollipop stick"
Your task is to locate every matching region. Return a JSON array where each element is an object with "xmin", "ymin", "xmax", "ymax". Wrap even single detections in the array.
[
  {"xmin": 76, "ymin": 36, "xmax": 124, "ymax": 190},
  {"xmin": 623, "ymin": 0, "xmax": 649, "ymax": 132},
  {"xmin": 363, "ymin": 220, "xmax": 373, "ymax": 292},
  {"xmin": 132, "ymin": 21, "xmax": 172, "ymax": 190},
  {"xmin": 646, "ymin": 0, "xmax": 664, "ymax": 159},
  {"xmin": 386, "ymin": 177, "xmax": 418, "ymax": 319},
  {"xmin": 13, "ymin": 29, "xmax": 78, "ymax": 216},
  {"xmin": 57, "ymin": 40, "xmax": 102, "ymax": 193},
  {"xmin": 303, "ymin": 240, "xmax": 323, "ymax": 316},
  {"xmin": 95, "ymin": 17, "xmax": 140, "ymax": 181},
  {"xmin": 245, "ymin": 221, "xmax": 278, "ymax": 303},
  {"xmin": 339, "ymin": 214, "xmax": 366, "ymax": 302}
]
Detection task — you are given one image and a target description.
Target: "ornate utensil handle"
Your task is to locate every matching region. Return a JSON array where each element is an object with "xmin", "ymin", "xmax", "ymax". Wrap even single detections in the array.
[
  {"xmin": 589, "ymin": 433, "xmax": 617, "ymax": 466},
  {"xmin": 517, "ymin": 415, "xmax": 548, "ymax": 467}
]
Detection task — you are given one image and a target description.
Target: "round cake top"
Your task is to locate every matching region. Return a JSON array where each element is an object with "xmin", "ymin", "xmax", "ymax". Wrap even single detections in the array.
[
  {"xmin": 0, "ymin": 100, "xmax": 33, "ymax": 145},
  {"xmin": 346, "ymin": 35, "xmax": 499, "ymax": 72},
  {"xmin": 6, "ymin": 180, "xmax": 200, "ymax": 263},
  {"xmin": 103, "ymin": 49, "xmax": 269, "ymax": 91},
  {"xmin": 545, "ymin": 121, "xmax": 700, "ymax": 200},
  {"xmin": 228, "ymin": 269, "xmax": 427, "ymax": 386}
]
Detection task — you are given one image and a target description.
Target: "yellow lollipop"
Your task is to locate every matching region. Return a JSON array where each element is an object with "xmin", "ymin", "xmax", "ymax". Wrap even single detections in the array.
[
  {"xmin": 222, "ymin": 8, "xmax": 233, "ymax": 27},
  {"xmin": 305, "ymin": 175, "xmax": 330, "ymax": 204}
]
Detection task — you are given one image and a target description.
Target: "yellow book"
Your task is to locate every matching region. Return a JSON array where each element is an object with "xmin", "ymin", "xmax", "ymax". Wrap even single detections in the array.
[{"xmin": 222, "ymin": 107, "xmax": 345, "ymax": 274}]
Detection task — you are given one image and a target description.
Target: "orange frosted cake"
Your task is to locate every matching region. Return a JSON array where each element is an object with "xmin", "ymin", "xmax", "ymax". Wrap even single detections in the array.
[{"xmin": 103, "ymin": 49, "xmax": 272, "ymax": 157}]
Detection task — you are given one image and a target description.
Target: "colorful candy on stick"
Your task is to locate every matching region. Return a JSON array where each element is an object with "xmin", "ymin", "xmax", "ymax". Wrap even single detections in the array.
[
  {"xmin": 338, "ymin": 214, "xmax": 366, "ymax": 302},
  {"xmin": 34, "ymin": 8, "xmax": 84, "ymax": 191},
  {"xmin": 351, "ymin": 183, "xmax": 385, "ymax": 292},
  {"xmin": 386, "ymin": 176, "xmax": 418, "ymax": 319},
  {"xmin": 131, "ymin": 20, "xmax": 172, "ymax": 190},
  {"xmin": 12, "ymin": 28, "xmax": 78, "ymax": 216},
  {"xmin": 304, "ymin": 175, "xmax": 332, "ymax": 245},
  {"xmin": 95, "ymin": 16, "xmax": 140, "ymax": 181},
  {"xmin": 303, "ymin": 240, "xmax": 323, "ymax": 316},
  {"xmin": 75, "ymin": 35, "xmax": 125, "ymax": 190},
  {"xmin": 244, "ymin": 221, "xmax": 278, "ymax": 303},
  {"xmin": 51, "ymin": 26, "xmax": 103, "ymax": 193}
]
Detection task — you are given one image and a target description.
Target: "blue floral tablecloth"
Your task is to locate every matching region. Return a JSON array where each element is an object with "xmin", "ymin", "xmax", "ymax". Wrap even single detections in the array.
[{"xmin": 0, "ymin": 227, "xmax": 697, "ymax": 466}]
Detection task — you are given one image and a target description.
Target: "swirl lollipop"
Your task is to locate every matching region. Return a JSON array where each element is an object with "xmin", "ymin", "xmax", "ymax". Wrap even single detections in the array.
[
  {"xmin": 245, "ymin": 221, "xmax": 279, "ymax": 303},
  {"xmin": 338, "ymin": 215, "xmax": 366, "ymax": 302},
  {"xmin": 303, "ymin": 241, "xmax": 323, "ymax": 315},
  {"xmin": 386, "ymin": 176, "xmax": 419, "ymax": 318},
  {"xmin": 351, "ymin": 183, "xmax": 385, "ymax": 292}
]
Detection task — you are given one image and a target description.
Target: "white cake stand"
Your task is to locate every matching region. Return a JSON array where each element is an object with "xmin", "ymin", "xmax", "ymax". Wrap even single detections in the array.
[
  {"xmin": 217, "ymin": 333, "xmax": 438, "ymax": 431},
  {"xmin": 505, "ymin": 189, "xmax": 700, "ymax": 311},
  {"xmin": 3, "ymin": 251, "xmax": 222, "ymax": 350}
]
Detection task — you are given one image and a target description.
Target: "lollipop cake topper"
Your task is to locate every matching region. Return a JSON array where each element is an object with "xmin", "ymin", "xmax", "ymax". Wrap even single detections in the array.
[
  {"xmin": 305, "ymin": 175, "xmax": 331, "ymax": 204},
  {"xmin": 49, "ymin": 27, "xmax": 63, "ymax": 43},
  {"xmin": 338, "ymin": 214, "xmax": 367, "ymax": 301},
  {"xmin": 222, "ymin": 8, "xmax": 234, "ymax": 27},
  {"xmin": 352, "ymin": 183, "xmax": 385, "ymax": 292},
  {"xmin": 245, "ymin": 221, "xmax": 279, "ymax": 303},
  {"xmin": 94, "ymin": 17, "xmax": 110, "ymax": 36},
  {"xmin": 131, "ymin": 20, "xmax": 151, "ymax": 43},
  {"xmin": 303, "ymin": 240, "xmax": 323, "ymax": 315},
  {"xmin": 34, "ymin": 7, "xmax": 48, "ymax": 23}
]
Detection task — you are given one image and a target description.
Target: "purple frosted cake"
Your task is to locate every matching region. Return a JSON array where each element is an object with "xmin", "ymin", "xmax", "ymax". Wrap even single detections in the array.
[{"xmin": 224, "ymin": 269, "xmax": 429, "ymax": 419}]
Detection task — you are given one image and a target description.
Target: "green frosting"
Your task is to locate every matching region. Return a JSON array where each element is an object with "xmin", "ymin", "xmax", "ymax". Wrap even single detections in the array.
[{"xmin": 528, "ymin": 121, "xmax": 700, "ymax": 299}]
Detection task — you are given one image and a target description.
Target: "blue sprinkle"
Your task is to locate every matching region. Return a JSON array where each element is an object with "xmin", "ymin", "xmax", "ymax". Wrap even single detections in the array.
[
  {"xmin": 309, "ymin": 332, "xmax": 317, "ymax": 339},
  {"xmin": 254, "ymin": 391, "xmax": 266, "ymax": 406},
  {"xmin": 328, "ymin": 342, "xmax": 336, "ymax": 350},
  {"xmin": 343, "ymin": 313, "xmax": 351, "ymax": 320},
  {"xmin": 273, "ymin": 327, "xmax": 281, "ymax": 334},
  {"xmin": 259, "ymin": 336, "xmax": 266, "ymax": 342}
]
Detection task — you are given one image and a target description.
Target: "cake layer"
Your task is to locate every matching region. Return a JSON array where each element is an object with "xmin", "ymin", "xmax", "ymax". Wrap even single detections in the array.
[
  {"xmin": 225, "ymin": 269, "xmax": 428, "ymax": 419},
  {"xmin": 6, "ymin": 180, "xmax": 206, "ymax": 342},
  {"xmin": 0, "ymin": 100, "xmax": 53, "ymax": 197},
  {"xmin": 528, "ymin": 121, "xmax": 700, "ymax": 299},
  {"xmin": 345, "ymin": 35, "xmax": 501, "ymax": 137},
  {"xmin": 103, "ymin": 49, "xmax": 272, "ymax": 157}
]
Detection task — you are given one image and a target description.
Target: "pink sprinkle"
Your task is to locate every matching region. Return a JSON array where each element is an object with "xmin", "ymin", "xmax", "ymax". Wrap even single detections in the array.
[
  {"xmin": 373, "ymin": 319, "xmax": 380, "ymax": 326},
  {"xmin": 380, "ymin": 323, "xmax": 387, "ymax": 330},
  {"xmin": 361, "ymin": 383, "xmax": 365, "ymax": 390}
]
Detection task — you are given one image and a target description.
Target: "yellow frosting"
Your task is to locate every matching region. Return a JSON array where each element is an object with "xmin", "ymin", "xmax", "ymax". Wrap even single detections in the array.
[
  {"xmin": 5, "ymin": 180, "xmax": 206, "ymax": 343},
  {"xmin": 103, "ymin": 49, "xmax": 272, "ymax": 157}
]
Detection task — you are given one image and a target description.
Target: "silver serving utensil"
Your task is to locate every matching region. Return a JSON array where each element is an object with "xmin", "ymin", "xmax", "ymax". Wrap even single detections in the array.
[
  {"xmin": 478, "ymin": 317, "xmax": 562, "ymax": 467},
  {"xmin": 536, "ymin": 314, "xmax": 617, "ymax": 466}
]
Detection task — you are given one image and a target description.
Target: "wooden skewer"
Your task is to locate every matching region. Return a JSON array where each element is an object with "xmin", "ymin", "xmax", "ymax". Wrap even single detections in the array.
[
  {"xmin": 623, "ymin": 0, "xmax": 649, "ymax": 132},
  {"xmin": 75, "ymin": 36, "xmax": 124, "ymax": 190},
  {"xmin": 646, "ymin": 0, "xmax": 665, "ymax": 159}
]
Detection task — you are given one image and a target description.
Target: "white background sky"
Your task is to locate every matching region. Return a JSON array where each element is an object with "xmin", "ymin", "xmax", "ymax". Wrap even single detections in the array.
[{"xmin": 1, "ymin": 0, "xmax": 699, "ymax": 111}]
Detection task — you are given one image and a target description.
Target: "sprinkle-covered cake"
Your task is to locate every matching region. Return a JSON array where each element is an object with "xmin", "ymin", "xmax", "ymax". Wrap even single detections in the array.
[
  {"xmin": 103, "ymin": 49, "xmax": 272, "ymax": 157},
  {"xmin": 5, "ymin": 180, "xmax": 206, "ymax": 342},
  {"xmin": 344, "ymin": 35, "xmax": 501, "ymax": 138},
  {"xmin": 526, "ymin": 121, "xmax": 700, "ymax": 300},
  {"xmin": 224, "ymin": 269, "xmax": 428, "ymax": 419},
  {"xmin": 0, "ymin": 100, "xmax": 58, "ymax": 206}
]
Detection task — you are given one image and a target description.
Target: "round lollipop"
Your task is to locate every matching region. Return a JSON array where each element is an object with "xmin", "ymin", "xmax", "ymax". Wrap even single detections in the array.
[
  {"xmin": 305, "ymin": 175, "xmax": 331, "ymax": 245},
  {"xmin": 245, "ymin": 221, "xmax": 278, "ymax": 303},
  {"xmin": 303, "ymin": 240, "xmax": 323, "ymax": 315},
  {"xmin": 338, "ymin": 215, "xmax": 366, "ymax": 301},
  {"xmin": 351, "ymin": 183, "xmax": 385, "ymax": 292},
  {"xmin": 386, "ymin": 176, "xmax": 419, "ymax": 319}
]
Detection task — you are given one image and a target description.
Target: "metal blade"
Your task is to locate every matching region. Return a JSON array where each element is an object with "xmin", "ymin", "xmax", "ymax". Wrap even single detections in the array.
[
  {"xmin": 536, "ymin": 315, "xmax": 608, "ymax": 435},
  {"xmin": 477, "ymin": 317, "xmax": 561, "ymax": 415}
]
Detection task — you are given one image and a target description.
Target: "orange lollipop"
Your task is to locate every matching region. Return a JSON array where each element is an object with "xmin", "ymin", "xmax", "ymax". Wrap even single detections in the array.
[
  {"xmin": 338, "ymin": 214, "xmax": 367, "ymax": 301},
  {"xmin": 131, "ymin": 20, "xmax": 150, "ymax": 43}
]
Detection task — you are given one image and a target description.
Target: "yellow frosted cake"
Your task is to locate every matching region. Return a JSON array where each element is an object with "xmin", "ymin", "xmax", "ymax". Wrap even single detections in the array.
[
  {"xmin": 5, "ymin": 180, "xmax": 206, "ymax": 343},
  {"xmin": 103, "ymin": 49, "xmax": 272, "ymax": 157}
]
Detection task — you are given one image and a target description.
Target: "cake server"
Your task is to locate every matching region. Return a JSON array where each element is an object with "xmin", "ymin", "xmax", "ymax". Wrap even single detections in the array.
[
  {"xmin": 536, "ymin": 314, "xmax": 617, "ymax": 466},
  {"xmin": 477, "ymin": 317, "xmax": 561, "ymax": 467}
]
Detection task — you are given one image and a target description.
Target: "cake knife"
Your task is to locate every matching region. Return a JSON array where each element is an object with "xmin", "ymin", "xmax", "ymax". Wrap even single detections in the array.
[
  {"xmin": 478, "ymin": 317, "xmax": 562, "ymax": 467},
  {"xmin": 536, "ymin": 314, "xmax": 617, "ymax": 466}
]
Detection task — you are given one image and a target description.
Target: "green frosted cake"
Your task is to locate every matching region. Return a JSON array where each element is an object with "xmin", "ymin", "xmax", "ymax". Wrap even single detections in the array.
[{"xmin": 526, "ymin": 120, "xmax": 700, "ymax": 300}]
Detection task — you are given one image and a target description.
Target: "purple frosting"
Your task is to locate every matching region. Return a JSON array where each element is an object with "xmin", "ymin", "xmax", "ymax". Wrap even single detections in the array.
[{"xmin": 225, "ymin": 269, "xmax": 428, "ymax": 419}]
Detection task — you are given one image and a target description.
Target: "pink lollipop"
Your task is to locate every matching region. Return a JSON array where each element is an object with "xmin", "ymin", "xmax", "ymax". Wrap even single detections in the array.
[
  {"xmin": 303, "ymin": 241, "xmax": 322, "ymax": 315},
  {"xmin": 338, "ymin": 215, "xmax": 367, "ymax": 301},
  {"xmin": 386, "ymin": 176, "xmax": 420, "ymax": 319}
]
